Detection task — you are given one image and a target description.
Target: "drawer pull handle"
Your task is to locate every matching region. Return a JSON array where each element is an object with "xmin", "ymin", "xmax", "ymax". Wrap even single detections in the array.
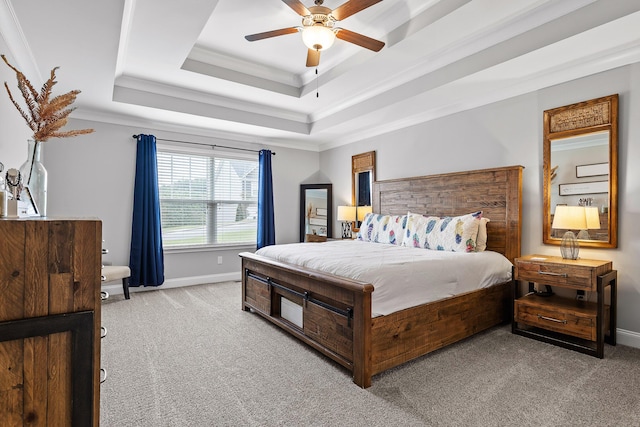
[
  {"xmin": 537, "ymin": 314, "xmax": 567, "ymax": 324},
  {"xmin": 538, "ymin": 271, "xmax": 568, "ymax": 278}
]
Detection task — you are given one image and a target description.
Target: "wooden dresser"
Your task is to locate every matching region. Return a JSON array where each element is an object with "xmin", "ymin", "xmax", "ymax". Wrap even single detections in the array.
[{"xmin": 0, "ymin": 218, "xmax": 102, "ymax": 426}]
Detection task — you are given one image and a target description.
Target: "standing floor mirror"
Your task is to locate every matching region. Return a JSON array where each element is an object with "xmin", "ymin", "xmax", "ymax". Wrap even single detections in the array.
[{"xmin": 300, "ymin": 184, "xmax": 332, "ymax": 242}]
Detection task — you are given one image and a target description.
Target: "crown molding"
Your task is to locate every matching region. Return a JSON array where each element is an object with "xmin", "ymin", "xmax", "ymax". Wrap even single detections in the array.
[
  {"xmin": 182, "ymin": 58, "xmax": 301, "ymax": 98},
  {"xmin": 188, "ymin": 45, "xmax": 303, "ymax": 88},
  {"xmin": 72, "ymin": 106, "xmax": 321, "ymax": 152},
  {"xmin": 114, "ymin": 73, "xmax": 309, "ymax": 123},
  {"xmin": 0, "ymin": 0, "xmax": 42, "ymax": 82}
]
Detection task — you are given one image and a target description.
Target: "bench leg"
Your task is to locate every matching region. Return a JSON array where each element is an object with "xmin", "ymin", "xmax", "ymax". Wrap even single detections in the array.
[{"xmin": 122, "ymin": 277, "xmax": 130, "ymax": 300}]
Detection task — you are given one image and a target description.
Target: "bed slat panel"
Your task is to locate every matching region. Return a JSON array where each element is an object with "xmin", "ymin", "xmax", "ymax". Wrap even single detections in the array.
[
  {"xmin": 304, "ymin": 303, "xmax": 353, "ymax": 362},
  {"xmin": 245, "ymin": 275, "xmax": 271, "ymax": 315}
]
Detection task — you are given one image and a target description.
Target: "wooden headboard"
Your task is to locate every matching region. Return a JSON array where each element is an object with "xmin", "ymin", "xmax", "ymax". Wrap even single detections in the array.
[{"xmin": 372, "ymin": 165, "xmax": 524, "ymax": 263}]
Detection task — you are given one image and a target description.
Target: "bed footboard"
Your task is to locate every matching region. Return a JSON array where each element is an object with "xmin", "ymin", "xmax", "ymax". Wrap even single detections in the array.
[
  {"xmin": 370, "ymin": 281, "xmax": 511, "ymax": 375},
  {"xmin": 240, "ymin": 251, "xmax": 375, "ymax": 387}
]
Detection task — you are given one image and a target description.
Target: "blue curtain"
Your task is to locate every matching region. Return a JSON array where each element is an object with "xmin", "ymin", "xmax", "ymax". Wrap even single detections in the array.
[
  {"xmin": 129, "ymin": 134, "xmax": 164, "ymax": 287},
  {"xmin": 257, "ymin": 150, "xmax": 275, "ymax": 249}
]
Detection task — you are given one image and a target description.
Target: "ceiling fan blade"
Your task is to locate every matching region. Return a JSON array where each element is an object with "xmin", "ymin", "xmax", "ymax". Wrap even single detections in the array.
[
  {"xmin": 331, "ymin": 0, "xmax": 382, "ymax": 21},
  {"xmin": 245, "ymin": 27, "xmax": 299, "ymax": 41},
  {"xmin": 335, "ymin": 28, "xmax": 385, "ymax": 52},
  {"xmin": 282, "ymin": 0, "xmax": 311, "ymax": 16},
  {"xmin": 306, "ymin": 49, "xmax": 320, "ymax": 67}
]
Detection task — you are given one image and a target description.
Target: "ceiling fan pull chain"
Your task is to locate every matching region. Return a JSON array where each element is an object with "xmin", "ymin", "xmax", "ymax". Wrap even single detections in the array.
[{"xmin": 316, "ymin": 67, "xmax": 319, "ymax": 98}]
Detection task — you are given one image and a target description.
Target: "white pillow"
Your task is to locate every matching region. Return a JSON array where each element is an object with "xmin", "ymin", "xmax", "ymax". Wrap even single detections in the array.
[
  {"xmin": 402, "ymin": 211, "xmax": 483, "ymax": 252},
  {"xmin": 401, "ymin": 213, "xmax": 439, "ymax": 249},
  {"xmin": 357, "ymin": 213, "xmax": 407, "ymax": 245},
  {"xmin": 476, "ymin": 218, "xmax": 490, "ymax": 252}
]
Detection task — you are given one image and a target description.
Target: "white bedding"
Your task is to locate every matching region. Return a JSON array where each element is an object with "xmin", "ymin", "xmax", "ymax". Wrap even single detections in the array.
[{"xmin": 255, "ymin": 240, "xmax": 513, "ymax": 317}]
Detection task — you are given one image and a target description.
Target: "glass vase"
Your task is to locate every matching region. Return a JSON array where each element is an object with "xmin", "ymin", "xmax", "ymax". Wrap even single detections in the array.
[{"xmin": 19, "ymin": 139, "xmax": 48, "ymax": 216}]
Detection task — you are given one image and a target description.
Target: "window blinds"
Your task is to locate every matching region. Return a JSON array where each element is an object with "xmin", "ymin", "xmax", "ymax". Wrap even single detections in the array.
[{"xmin": 156, "ymin": 150, "xmax": 258, "ymax": 248}]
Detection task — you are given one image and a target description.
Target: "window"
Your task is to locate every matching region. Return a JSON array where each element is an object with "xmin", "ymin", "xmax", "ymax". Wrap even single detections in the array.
[{"xmin": 157, "ymin": 147, "xmax": 258, "ymax": 248}]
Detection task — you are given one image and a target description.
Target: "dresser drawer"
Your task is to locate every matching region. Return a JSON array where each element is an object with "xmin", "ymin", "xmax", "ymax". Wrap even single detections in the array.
[{"xmin": 514, "ymin": 295, "xmax": 609, "ymax": 342}]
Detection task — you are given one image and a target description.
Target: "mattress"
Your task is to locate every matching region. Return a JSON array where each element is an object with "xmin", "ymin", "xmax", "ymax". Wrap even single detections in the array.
[{"xmin": 255, "ymin": 240, "xmax": 513, "ymax": 317}]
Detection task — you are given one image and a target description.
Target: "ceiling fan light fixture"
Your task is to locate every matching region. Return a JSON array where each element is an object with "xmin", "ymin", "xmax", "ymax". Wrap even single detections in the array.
[
  {"xmin": 244, "ymin": 0, "xmax": 385, "ymax": 67},
  {"xmin": 302, "ymin": 24, "xmax": 336, "ymax": 51}
]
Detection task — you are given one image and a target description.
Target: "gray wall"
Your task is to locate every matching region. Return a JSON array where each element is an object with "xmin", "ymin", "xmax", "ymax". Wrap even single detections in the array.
[
  {"xmin": 42, "ymin": 119, "xmax": 320, "ymax": 283},
  {"xmin": 320, "ymin": 64, "xmax": 640, "ymax": 343}
]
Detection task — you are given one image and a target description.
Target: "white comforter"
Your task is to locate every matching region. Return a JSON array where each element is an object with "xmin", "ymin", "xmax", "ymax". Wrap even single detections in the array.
[{"xmin": 255, "ymin": 240, "xmax": 513, "ymax": 317}]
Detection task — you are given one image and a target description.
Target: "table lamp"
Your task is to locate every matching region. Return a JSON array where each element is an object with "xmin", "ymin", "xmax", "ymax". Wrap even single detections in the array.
[
  {"xmin": 576, "ymin": 206, "xmax": 601, "ymax": 240},
  {"xmin": 356, "ymin": 205, "xmax": 372, "ymax": 221},
  {"xmin": 355, "ymin": 205, "xmax": 372, "ymax": 231},
  {"xmin": 552, "ymin": 205, "xmax": 598, "ymax": 259}
]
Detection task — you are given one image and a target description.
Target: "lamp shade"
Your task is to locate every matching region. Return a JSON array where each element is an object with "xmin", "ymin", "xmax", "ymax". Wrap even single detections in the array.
[
  {"xmin": 302, "ymin": 25, "xmax": 336, "ymax": 51},
  {"xmin": 356, "ymin": 205, "xmax": 372, "ymax": 221},
  {"xmin": 551, "ymin": 205, "xmax": 602, "ymax": 259},
  {"xmin": 585, "ymin": 206, "xmax": 601, "ymax": 229},
  {"xmin": 552, "ymin": 205, "xmax": 587, "ymax": 230},
  {"xmin": 337, "ymin": 206, "xmax": 356, "ymax": 222},
  {"xmin": 552, "ymin": 205, "xmax": 601, "ymax": 230},
  {"xmin": 576, "ymin": 206, "xmax": 602, "ymax": 240}
]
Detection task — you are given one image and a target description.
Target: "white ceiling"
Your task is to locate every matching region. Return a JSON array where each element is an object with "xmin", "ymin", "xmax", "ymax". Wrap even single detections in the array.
[{"xmin": 3, "ymin": 0, "xmax": 640, "ymax": 151}]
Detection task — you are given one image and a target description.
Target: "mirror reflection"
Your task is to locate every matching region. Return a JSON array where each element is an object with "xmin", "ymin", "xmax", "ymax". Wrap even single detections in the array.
[
  {"xmin": 550, "ymin": 131, "xmax": 609, "ymax": 242},
  {"xmin": 355, "ymin": 170, "xmax": 372, "ymax": 207}
]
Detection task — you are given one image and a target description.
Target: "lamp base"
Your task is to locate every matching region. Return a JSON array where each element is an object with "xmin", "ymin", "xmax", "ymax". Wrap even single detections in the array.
[
  {"xmin": 560, "ymin": 230, "xmax": 579, "ymax": 260},
  {"xmin": 576, "ymin": 229, "xmax": 591, "ymax": 240},
  {"xmin": 341, "ymin": 222, "xmax": 352, "ymax": 239}
]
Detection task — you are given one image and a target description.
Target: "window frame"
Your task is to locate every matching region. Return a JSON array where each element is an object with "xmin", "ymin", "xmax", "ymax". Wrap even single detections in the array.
[{"xmin": 156, "ymin": 142, "xmax": 259, "ymax": 252}]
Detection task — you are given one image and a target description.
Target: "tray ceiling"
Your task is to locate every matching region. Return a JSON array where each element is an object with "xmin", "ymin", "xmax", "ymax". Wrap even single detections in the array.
[{"xmin": 3, "ymin": 0, "xmax": 640, "ymax": 151}]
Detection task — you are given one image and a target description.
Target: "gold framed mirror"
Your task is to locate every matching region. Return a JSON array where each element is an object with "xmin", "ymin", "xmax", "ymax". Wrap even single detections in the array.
[{"xmin": 543, "ymin": 94, "xmax": 618, "ymax": 248}]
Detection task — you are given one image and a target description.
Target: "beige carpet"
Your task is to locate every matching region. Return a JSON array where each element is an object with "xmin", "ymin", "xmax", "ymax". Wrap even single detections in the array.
[{"xmin": 100, "ymin": 282, "xmax": 640, "ymax": 426}]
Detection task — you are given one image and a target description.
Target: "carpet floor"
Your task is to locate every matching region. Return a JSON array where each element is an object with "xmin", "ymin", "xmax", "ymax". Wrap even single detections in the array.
[{"xmin": 100, "ymin": 281, "xmax": 640, "ymax": 426}]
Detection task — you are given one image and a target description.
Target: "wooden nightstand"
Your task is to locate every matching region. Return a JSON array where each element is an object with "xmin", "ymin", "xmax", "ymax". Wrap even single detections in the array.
[{"xmin": 512, "ymin": 254, "xmax": 617, "ymax": 358}]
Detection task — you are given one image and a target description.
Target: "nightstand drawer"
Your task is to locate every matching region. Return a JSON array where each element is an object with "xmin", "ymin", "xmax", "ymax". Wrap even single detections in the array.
[
  {"xmin": 515, "ymin": 256, "xmax": 612, "ymax": 291},
  {"xmin": 516, "ymin": 261, "xmax": 593, "ymax": 290},
  {"xmin": 514, "ymin": 295, "xmax": 609, "ymax": 341}
]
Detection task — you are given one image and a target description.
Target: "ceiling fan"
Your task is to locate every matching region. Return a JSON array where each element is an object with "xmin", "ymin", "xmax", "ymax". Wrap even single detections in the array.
[{"xmin": 245, "ymin": 0, "xmax": 385, "ymax": 67}]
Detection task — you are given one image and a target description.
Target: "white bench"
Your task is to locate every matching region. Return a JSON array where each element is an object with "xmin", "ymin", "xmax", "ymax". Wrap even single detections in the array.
[{"xmin": 101, "ymin": 265, "xmax": 131, "ymax": 300}]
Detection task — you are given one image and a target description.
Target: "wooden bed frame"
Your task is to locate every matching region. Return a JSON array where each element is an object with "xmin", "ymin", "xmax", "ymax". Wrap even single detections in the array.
[{"xmin": 240, "ymin": 165, "xmax": 523, "ymax": 388}]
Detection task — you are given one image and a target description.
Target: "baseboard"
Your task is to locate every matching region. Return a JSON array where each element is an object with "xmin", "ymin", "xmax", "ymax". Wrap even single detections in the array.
[
  {"xmin": 617, "ymin": 328, "xmax": 640, "ymax": 349},
  {"xmin": 102, "ymin": 272, "xmax": 241, "ymax": 296}
]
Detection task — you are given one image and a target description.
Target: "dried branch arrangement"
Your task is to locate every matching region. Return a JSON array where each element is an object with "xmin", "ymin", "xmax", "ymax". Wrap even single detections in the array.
[{"xmin": 2, "ymin": 54, "xmax": 93, "ymax": 141}]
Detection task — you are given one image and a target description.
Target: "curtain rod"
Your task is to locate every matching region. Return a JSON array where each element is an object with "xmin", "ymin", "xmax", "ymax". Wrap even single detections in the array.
[{"xmin": 131, "ymin": 135, "xmax": 275, "ymax": 155}]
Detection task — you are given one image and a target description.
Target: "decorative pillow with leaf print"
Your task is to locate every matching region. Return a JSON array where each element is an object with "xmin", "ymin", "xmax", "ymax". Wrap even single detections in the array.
[
  {"xmin": 401, "ymin": 211, "xmax": 482, "ymax": 252},
  {"xmin": 357, "ymin": 213, "xmax": 407, "ymax": 245}
]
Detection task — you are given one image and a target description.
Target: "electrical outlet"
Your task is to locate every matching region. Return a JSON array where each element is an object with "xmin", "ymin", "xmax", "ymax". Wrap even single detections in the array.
[{"xmin": 217, "ymin": 256, "xmax": 223, "ymax": 265}]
